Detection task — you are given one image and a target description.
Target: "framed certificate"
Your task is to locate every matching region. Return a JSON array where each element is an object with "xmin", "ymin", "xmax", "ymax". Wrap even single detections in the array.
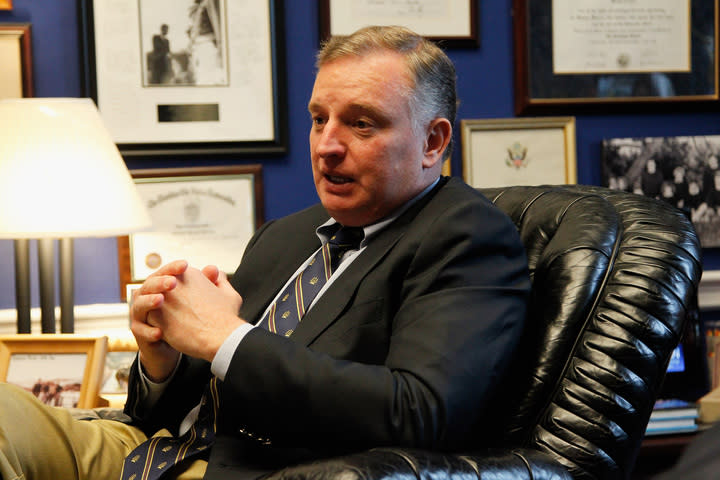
[
  {"xmin": 117, "ymin": 165, "xmax": 264, "ymax": 300},
  {"xmin": 320, "ymin": 0, "xmax": 478, "ymax": 48},
  {"xmin": 79, "ymin": 0, "xmax": 287, "ymax": 156},
  {"xmin": 513, "ymin": 0, "xmax": 718, "ymax": 114},
  {"xmin": 460, "ymin": 117, "xmax": 577, "ymax": 188}
]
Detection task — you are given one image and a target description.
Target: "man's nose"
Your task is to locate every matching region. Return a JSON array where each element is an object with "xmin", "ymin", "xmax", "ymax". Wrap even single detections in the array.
[{"xmin": 315, "ymin": 121, "xmax": 346, "ymax": 158}]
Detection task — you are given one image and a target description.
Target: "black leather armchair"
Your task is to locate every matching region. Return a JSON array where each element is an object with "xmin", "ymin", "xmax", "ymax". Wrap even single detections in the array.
[{"xmin": 260, "ymin": 185, "xmax": 703, "ymax": 480}]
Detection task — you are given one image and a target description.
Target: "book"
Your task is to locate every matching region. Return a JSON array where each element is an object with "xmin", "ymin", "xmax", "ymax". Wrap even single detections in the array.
[
  {"xmin": 650, "ymin": 398, "xmax": 699, "ymax": 421},
  {"xmin": 645, "ymin": 398, "xmax": 699, "ymax": 436}
]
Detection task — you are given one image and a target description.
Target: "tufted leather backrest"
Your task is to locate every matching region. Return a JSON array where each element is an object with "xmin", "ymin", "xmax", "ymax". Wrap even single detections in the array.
[{"xmin": 479, "ymin": 185, "xmax": 703, "ymax": 479}]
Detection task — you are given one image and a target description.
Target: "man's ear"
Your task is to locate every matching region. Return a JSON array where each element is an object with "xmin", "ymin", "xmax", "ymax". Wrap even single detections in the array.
[{"xmin": 422, "ymin": 118, "xmax": 452, "ymax": 169}]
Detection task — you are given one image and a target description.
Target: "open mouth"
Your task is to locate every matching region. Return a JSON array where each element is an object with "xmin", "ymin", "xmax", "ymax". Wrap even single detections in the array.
[{"xmin": 326, "ymin": 174, "xmax": 353, "ymax": 184}]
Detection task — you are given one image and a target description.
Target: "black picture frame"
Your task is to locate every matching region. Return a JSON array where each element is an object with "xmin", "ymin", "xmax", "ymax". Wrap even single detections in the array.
[
  {"xmin": 319, "ymin": 0, "xmax": 479, "ymax": 48},
  {"xmin": 513, "ymin": 0, "xmax": 719, "ymax": 115},
  {"xmin": 78, "ymin": 0, "xmax": 287, "ymax": 157}
]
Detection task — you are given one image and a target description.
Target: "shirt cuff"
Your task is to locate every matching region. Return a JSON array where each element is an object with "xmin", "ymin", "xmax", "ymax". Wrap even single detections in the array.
[
  {"xmin": 137, "ymin": 353, "xmax": 182, "ymax": 407},
  {"xmin": 211, "ymin": 322, "xmax": 255, "ymax": 381}
]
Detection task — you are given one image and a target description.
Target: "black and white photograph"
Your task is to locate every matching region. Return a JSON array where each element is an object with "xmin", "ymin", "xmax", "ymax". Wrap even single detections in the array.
[
  {"xmin": 602, "ymin": 135, "xmax": 720, "ymax": 247},
  {"xmin": 139, "ymin": 0, "xmax": 228, "ymax": 87}
]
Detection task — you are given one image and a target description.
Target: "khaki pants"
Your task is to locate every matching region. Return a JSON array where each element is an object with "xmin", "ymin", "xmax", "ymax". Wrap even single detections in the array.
[{"xmin": 0, "ymin": 383, "xmax": 207, "ymax": 480}]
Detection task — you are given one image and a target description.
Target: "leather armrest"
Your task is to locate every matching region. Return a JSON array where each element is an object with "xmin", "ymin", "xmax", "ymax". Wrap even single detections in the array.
[{"xmin": 263, "ymin": 447, "xmax": 572, "ymax": 480}]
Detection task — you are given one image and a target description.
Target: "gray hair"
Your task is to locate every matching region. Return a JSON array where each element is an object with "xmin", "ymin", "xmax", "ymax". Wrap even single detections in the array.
[{"xmin": 317, "ymin": 25, "xmax": 458, "ymax": 160}]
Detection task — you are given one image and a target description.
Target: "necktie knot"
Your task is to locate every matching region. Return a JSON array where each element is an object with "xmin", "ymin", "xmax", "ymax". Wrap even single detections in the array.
[{"xmin": 328, "ymin": 226, "xmax": 364, "ymax": 251}]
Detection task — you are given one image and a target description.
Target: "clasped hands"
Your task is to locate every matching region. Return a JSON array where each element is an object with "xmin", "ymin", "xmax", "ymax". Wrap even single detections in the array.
[{"xmin": 130, "ymin": 259, "xmax": 245, "ymax": 382}]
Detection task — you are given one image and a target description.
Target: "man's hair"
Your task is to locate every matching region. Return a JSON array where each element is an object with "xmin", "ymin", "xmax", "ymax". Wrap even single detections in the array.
[{"xmin": 317, "ymin": 25, "xmax": 458, "ymax": 160}]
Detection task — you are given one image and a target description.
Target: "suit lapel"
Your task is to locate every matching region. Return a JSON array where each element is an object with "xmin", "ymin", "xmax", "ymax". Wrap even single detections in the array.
[{"xmin": 290, "ymin": 177, "xmax": 448, "ymax": 345}]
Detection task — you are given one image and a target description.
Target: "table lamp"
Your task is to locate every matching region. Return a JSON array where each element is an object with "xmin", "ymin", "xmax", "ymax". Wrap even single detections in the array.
[{"xmin": 0, "ymin": 98, "xmax": 152, "ymax": 333}]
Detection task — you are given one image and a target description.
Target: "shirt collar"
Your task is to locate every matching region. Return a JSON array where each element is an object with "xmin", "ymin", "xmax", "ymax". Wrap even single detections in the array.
[{"xmin": 316, "ymin": 177, "xmax": 440, "ymax": 247}]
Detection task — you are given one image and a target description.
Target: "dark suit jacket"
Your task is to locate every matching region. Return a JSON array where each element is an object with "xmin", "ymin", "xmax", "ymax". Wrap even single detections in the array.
[{"xmin": 125, "ymin": 176, "xmax": 531, "ymax": 479}]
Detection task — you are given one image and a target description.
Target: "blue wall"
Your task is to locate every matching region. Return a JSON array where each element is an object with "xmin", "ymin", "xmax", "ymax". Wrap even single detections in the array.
[{"xmin": 1, "ymin": 0, "xmax": 719, "ymax": 309}]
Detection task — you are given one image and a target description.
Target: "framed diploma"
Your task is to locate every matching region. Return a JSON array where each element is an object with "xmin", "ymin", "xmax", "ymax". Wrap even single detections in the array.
[
  {"xmin": 117, "ymin": 165, "xmax": 264, "ymax": 300},
  {"xmin": 79, "ymin": 0, "xmax": 287, "ymax": 156},
  {"xmin": 0, "ymin": 24, "xmax": 32, "ymax": 99},
  {"xmin": 319, "ymin": 0, "xmax": 479, "ymax": 48},
  {"xmin": 460, "ymin": 117, "xmax": 577, "ymax": 188},
  {"xmin": 513, "ymin": 0, "xmax": 719, "ymax": 114}
]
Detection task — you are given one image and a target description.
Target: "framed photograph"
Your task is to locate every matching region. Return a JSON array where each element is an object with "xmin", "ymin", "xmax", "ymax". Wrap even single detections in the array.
[
  {"xmin": 513, "ymin": 0, "xmax": 719, "ymax": 114},
  {"xmin": 0, "ymin": 0, "xmax": 12, "ymax": 10},
  {"xmin": 0, "ymin": 24, "xmax": 33, "ymax": 99},
  {"xmin": 601, "ymin": 135, "xmax": 720, "ymax": 247},
  {"xmin": 101, "ymin": 334, "xmax": 137, "ymax": 398},
  {"xmin": 0, "ymin": 335, "xmax": 108, "ymax": 409},
  {"xmin": 79, "ymin": 0, "xmax": 287, "ymax": 156},
  {"xmin": 118, "ymin": 165, "xmax": 264, "ymax": 300},
  {"xmin": 460, "ymin": 117, "xmax": 577, "ymax": 188},
  {"xmin": 319, "ymin": 0, "xmax": 478, "ymax": 48}
]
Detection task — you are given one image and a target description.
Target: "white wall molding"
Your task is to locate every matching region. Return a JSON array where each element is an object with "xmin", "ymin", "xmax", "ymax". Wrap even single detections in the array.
[{"xmin": 0, "ymin": 303, "xmax": 130, "ymax": 336}]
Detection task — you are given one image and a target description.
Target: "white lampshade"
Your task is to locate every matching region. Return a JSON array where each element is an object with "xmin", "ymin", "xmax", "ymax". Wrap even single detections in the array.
[{"xmin": 0, "ymin": 98, "xmax": 152, "ymax": 238}]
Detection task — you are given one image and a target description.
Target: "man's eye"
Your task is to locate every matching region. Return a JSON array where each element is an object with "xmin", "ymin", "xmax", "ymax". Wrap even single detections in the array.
[
  {"xmin": 313, "ymin": 116, "xmax": 326, "ymax": 126},
  {"xmin": 354, "ymin": 120, "xmax": 371, "ymax": 129}
]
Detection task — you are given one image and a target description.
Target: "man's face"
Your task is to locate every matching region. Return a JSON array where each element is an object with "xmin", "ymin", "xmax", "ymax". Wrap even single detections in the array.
[{"xmin": 308, "ymin": 52, "xmax": 437, "ymax": 226}]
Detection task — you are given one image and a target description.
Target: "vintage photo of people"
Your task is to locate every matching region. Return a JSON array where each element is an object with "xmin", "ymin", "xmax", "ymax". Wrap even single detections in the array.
[
  {"xmin": 6, "ymin": 353, "xmax": 87, "ymax": 408},
  {"xmin": 139, "ymin": 0, "xmax": 228, "ymax": 87},
  {"xmin": 602, "ymin": 135, "xmax": 720, "ymax": 247}
]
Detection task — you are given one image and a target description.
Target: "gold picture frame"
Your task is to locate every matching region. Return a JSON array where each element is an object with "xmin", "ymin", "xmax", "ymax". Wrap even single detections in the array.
[
  {"xmin": 0, "ymin": 335, "xmax": 108, "ymax": 408},
  {"xmin": 460, "ymin": 117, "xmax": 577, "ymax": 188},
  {"xmin": 0, "ymin": 24, "xmax": 33, "ymax": 99}
]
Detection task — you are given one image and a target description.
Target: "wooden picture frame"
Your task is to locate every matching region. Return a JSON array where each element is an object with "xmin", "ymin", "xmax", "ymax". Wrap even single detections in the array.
[
  {"xmin": 0, "ymin": 24, "xmax": 33, "ymax": 99},
  {"xmin": 513, "ymin": 0, "xmax": 719, "ymax": 114},
  {"xmin": 319, "ymin": 0, "xmax": 479, "ymax": 48},
  {"xmin": 0, "ymin": 335, "xmax": 108, "ymax": 408},
  {"xmin": 460, "ymin": 117, "xmax": 577, "ymax": 188},
  {"xmin": 79, "ymin": 0, "xmax": 287, "ymax": 157},
  {"xmin": 0, "ymin": 0, "xmax": 13, "ymax": 11},
  {"xmin": 118, "ymin": 165, "xmax": 264, "ymax": 300}
]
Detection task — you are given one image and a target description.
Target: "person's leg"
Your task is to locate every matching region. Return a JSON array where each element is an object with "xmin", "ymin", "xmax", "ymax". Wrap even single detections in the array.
[{"xmin": 0, "ymin": 383, "xmax": 147, "ymax": 480}]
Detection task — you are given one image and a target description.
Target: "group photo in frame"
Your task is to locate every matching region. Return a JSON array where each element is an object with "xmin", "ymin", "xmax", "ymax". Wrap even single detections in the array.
[
  {"xmin": 118, "ymin": 165, "xmax": 264, "ymax": 300},
  {"xmin": 0, "ymin": 23, "xmax": 32, "ymax": 99},
  {"xmin": 460, "ymin": 117, "xmax": 577, "ymax": 188},
  {"xmin": 602, "ymin": 135, "xmax": 720, "ymax": 247},
  {"xmin": 319, "ymin": 0, "xmax": 478, "ymax": 48},
  {"xmin": 513, "ymin": 0, "xmax": 719, "ymax": 114},
  {"xmin": 0, "ymin": 335, "xmax": 108, "ymax": 409},
  {"xmin": 79, "ymin": 0, "xmax": 287, "ymax": 156}
]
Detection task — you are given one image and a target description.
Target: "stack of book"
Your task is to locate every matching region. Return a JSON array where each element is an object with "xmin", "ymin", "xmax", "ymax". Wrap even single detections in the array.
[{"xmin": 645, "ymin": 398, "xmax": 699, "ymax": 436}]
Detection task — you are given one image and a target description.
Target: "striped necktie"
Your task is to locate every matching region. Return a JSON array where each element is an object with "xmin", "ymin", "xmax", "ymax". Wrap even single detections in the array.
[
  {"xmin": 261, "ymin": 225, "xmax": 364, "ymax": 336},
  {"xmin": 120, "ymin": 377, "xmax": 220, "ymax": 480}
]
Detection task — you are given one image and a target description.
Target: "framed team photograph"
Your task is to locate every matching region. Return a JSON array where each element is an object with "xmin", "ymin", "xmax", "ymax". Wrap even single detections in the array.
[
  {"xmin": 319, "ymin": 0, "xmax": 479, "ymax": 48},
  {"xmin": 79, "ymin": 0, "xmax": 287, "ymax": 156},
  {"xmin": 460, "ymin": 117, "xmax": 577, "ymax": 188},
  {"xmin": 117, "ymin": 165, "xmax": 264, "ymax": 300},
  {"xmin": 601, "ymin": 135, "xmax": 720, "ymax": 247},
  {"xmin": 0, "ymin": 335, "xmax": 108, "ymax": 409}
]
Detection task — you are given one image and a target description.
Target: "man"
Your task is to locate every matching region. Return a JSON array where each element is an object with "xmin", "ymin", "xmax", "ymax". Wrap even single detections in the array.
[
  {"xmin": 0, "ymin": 26, "xmax": 530, "ymax": 480},
  {"xmin": 149, "ymin": 23, "xmax": 172, "ymax": 84}
]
